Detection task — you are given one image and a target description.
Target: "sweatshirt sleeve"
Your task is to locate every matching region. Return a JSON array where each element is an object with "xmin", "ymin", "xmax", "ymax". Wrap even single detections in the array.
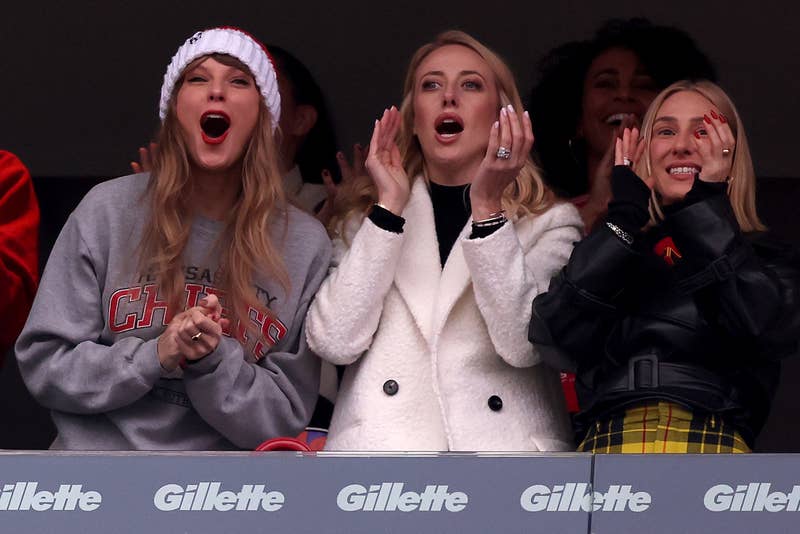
[
  {"xmin": 15, "ymin": 212, "xmax": 163, "ymax": 414},
  {"xmin": 462, "ymin": 202, "xmax": 583, "ymax": 368},
  {"xmin": 0, "ymin": 151, "xmax": 39, "ymax": 356},
  {"xmin": 182, "ymin": 231, "xmax": 332, "ymax": 449},
  {"xmin": 305, "ymin": 217, "xmax": 405, "ymax": 364}
]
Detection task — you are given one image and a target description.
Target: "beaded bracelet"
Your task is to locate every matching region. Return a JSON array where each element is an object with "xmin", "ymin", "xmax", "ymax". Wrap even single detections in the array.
[{"xmin": 605, "ymin": 221, "xmax": 634, "ymax": 245}]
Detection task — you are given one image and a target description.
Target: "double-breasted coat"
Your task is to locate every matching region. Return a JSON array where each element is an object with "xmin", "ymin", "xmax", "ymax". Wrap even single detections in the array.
[{"xmin": 306, "ymin": 178, "xmax": 582, "ymax": 451}]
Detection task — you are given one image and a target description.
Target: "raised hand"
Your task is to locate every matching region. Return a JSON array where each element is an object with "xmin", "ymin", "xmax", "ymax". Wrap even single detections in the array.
[
  {"xmin": 130, "ymin": 142, "xmax": 159, "ymax": 174},
  {"xmin": 317, "ymin": 143, "xmax": 368, "ymax": 225},
  {"xmin": 364, "ymin": 106, "xmax": 409, "ymax": 215},
  {"xmin": 470, "ymin": 104, "xmax": 534, "ymax": 220},
  {"xmin": 695, "ymin": 110, "xmax": 735, "ymax": 183},
  {"xmin": 614, "ymin": 127, "xmax": 647, "ymax": 183},
  {"xmin": 157, "ymin": 294, "xmax": 226, "ymax": 370}
]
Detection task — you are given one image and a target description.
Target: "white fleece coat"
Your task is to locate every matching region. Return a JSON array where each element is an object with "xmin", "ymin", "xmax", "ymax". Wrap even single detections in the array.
[{"xmin": 306, "ymin": 179, "xmax": 583, "ymax": 451}]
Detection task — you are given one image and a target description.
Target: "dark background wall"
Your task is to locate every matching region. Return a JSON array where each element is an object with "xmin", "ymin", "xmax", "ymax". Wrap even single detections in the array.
[
  {"xmin": 1, "ymin": 1, "xmax": 798, "ymax": 450},
  {"xmin": 2, "ymin": 0, "xmax": 799, "ymax": 179}
]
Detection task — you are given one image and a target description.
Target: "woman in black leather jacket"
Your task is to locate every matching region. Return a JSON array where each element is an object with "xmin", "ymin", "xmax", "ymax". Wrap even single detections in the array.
[{"xmin": 530, "ymin": 80, "xmax": 800, "ymax": 453}]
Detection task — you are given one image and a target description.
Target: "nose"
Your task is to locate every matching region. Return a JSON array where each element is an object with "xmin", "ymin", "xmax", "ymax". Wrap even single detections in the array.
[
  {"xmin": 672, "ymin": 129, "xmax": 695, "ymax": 155},
  {"xmin": 614, "ymin": 83, "xmax": 632, "ymax": 102},
  {"xmin": 442, "ymin": 84, "xmax": 457, "ymax": 107},
  {"xmin": 208, "ymin": 79, "xmax": 226, "ymax": 102}
]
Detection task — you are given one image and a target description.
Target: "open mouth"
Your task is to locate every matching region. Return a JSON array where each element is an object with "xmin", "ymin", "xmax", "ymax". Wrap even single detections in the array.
[
  {"xmin": 201, "ymin": 111, "xmax": 231, "ymax": 144},
  {"xmin": 668, "ymin": 165, "xmax": 701, "ymax": 178},
  {"xmin": 605, "ymin": 113, "xmax": 638, "ymax": 127},
  {"xmin": 435, "ymin": 115, "xmax": 464, "ymax": 137}
]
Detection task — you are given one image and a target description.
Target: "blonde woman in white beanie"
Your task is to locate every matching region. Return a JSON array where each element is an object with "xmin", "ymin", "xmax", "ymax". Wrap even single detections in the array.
[{"xmin": 16, "ymin": 27, "xmax": 331, "ymax": 450}]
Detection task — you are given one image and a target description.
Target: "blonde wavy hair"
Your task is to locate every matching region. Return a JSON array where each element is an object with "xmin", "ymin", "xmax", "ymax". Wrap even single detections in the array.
[
  {"xmin": 137, "ymin": 53, "xmax": 289, "ymax": 334},
  {"xmin": 331, "ymin": 30, "xmax": 553, "ymax": 234},
  {"xmin": 638, "ymin": 79, "xmax": 765, "ymax": 232}
]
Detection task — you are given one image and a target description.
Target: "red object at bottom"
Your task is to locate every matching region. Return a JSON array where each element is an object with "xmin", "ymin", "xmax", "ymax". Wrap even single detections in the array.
[{"xmin": 560, "ymin": 372, "xmax": 580, "ymax": 413}]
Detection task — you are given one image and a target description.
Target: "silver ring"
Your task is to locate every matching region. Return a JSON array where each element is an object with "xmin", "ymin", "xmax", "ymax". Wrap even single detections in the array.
[
  {"xmin": 622, "ymin": 157, "xmax": 632, "ymax": 167},
  {"xmin": 190, "ymin": 331, "xmax": 202, "ymax": 342},
  {"xmin": 496, "ymin": 146, "xmax": 511, "ymax": 159},
  {"xmin": 722, "ymin": 148, "xmax": 731, "ymax": 156}
]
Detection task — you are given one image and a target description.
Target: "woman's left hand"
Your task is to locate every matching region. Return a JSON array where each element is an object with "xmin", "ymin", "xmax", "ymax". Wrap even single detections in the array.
[
  {"xmin": 695, "ymin": 110, "xmax": 735, "ymax": 183},
  {"xmin": 470, "ymin": 105, "xmax": 534, "ymax": 220}
]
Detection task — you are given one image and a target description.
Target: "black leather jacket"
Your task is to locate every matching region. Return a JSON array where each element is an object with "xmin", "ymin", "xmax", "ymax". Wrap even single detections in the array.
[{"xmin": 530, "ymin": 184, "xmax": 800, "ymax": 446}]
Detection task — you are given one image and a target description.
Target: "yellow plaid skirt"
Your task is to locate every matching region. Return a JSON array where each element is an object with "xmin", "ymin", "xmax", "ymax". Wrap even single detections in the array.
[{"xmin": 577, "ymin": 401, "xmax": 751, "ymax": 454}]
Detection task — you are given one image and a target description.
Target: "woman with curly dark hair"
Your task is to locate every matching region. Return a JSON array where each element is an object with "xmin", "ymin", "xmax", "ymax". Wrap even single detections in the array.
[{"xmin": 530, "ymin": 18, "xmax": 716, "ymax": 231}]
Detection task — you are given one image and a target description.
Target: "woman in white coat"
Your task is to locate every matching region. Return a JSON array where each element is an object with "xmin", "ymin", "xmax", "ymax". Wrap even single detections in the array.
[{"xmin": 306, "ymin": 31, "xmax": 582, "ymax": 451}]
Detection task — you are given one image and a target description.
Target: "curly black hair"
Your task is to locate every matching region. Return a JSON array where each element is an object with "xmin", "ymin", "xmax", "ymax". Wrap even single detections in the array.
[{"xmin": 529, "ymin": 18, "xmax": 716, "ymax": 198}]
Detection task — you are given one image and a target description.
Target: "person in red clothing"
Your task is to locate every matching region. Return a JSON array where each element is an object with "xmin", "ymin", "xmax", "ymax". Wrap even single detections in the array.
[{"xmin": 0, "ymin": 150, "xmax": 39, "ymax": 362}]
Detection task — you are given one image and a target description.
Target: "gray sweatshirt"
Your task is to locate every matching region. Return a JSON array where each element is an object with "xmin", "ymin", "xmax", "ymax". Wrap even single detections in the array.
[{"xmin": 15, "ymin": 174, "xmax": 331, "ymax": 450}]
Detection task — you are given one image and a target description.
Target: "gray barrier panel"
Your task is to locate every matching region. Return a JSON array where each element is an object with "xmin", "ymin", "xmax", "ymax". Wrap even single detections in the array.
[
  {"xmin": 0, "ymin": 451, "xmax": 592, "ymax": 534},
  {"xmin": 592, "ymin": 454, "xmax": 800, "ymax": 534}
]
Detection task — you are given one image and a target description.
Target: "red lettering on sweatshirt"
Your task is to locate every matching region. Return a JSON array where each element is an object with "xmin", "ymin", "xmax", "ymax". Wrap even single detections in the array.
[
  {"xmin": 109, "ymin": 287, "xmax": 143, "ymax": 333},
  {"xmin": 107, "ymin": 283, "xmax": 287, "ymax": 357}
]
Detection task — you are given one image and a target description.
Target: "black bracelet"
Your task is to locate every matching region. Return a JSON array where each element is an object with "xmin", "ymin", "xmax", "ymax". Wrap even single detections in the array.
[{"xmin": 368, "ymin": 203, "xmax": 405, "ymax": 233}]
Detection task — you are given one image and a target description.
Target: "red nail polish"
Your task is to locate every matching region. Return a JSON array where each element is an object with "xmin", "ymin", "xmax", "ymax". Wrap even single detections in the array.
[
  {"xmin": 710, "ymin": 110, "xmax": 719, "ymax": 119},
  {"xmin": 703, "ymin": 115, "xmax": 711, "ymax": 124},
  {"xmin": 694, "ymin": 131, "xmax": 701, "ymax": 139},
  {"xmin": 719, "ymin": 114, "xmax": 728, "ymax": 124}
]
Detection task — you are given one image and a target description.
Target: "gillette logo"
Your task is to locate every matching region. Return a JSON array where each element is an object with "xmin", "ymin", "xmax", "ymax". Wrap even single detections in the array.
[
  {"xmin": 154, "ymin": 483, "xmax": 284, "ymax": 511},
  {"xmin": 337, "ymin": 483, "xmax": 468, "ymax": 512},
  {"xmin": 705, "ymin": 484, "xmax": 800, "ymax": 512},
  {"xmin": 521, "ymin": 483, "xmax": 651, "ymax": 512},
  {"xmin": 0, "ymin": 482, "xmax": 102, "ymax": 511}
]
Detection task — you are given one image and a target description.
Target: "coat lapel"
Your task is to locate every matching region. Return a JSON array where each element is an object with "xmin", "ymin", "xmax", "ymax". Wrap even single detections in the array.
[
  {"xmin": 394, "ymin": 179, "xmax": 441, "ymax": 344},
  {"xmin": 433, "ymin": 218, "xmax": 473, "ymax": 337}
]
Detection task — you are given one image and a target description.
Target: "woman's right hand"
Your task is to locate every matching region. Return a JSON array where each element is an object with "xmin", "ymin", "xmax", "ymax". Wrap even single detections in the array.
[
  {"xmin": 613, "ymin": 126, "xmax": 646, "ymax": 176},
  {"xmin": 364, "ymin": 106, "xmax": 409, "ymax": 215},
  {"xmin": 157, "ymin": 295, "xmax": 227, "ymax": 371}
]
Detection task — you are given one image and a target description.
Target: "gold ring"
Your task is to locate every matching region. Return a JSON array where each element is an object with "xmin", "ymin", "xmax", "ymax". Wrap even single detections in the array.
[
  {"xmin": 190, "ymin": 331, "xmax": 202, "ymax": 342},
  {"xmin": 722, "ymin": 148, "xmax": 731, "ymax": 156}
]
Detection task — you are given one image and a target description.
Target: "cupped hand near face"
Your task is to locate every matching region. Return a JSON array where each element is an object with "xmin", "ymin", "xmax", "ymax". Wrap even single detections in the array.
[
  {"xmin": 365, "ymin": 106, "xmax": 409, "ymax": 215},
  {"xmin": 695, "ymin": 110, "xmax": 735, "ymax": 183},
  {"xmin": 614, "ymin": 127, "xmax": 647, "ymax": 181},
  {"xmin": 469, "ymin": 105, "xmax": 534, "ymax": 220}
]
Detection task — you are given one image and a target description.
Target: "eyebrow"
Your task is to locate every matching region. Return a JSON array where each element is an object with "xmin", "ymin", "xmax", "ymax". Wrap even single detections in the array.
[
  {"xmin": 421, "ymin": 70, "xmax": 485, "ymax": 78},
  {"xmin": 654, "ymin": 116, "xmax": 705, "ymax": 124}
]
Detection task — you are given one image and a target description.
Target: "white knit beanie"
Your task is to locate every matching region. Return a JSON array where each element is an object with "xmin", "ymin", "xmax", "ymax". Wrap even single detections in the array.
[{"xmin": 159, "ymin": 27, "xmax": 281, "ymax": 130}]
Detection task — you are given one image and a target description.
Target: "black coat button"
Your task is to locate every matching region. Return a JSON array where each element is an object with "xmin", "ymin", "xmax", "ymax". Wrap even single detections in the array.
[
  {"xmin": 488, "ymin": 395, "xmax": 503, "ymax": 411},
  {"xmin": 383, "ymin": 379, "xmax": 399, "ymax": 396}
]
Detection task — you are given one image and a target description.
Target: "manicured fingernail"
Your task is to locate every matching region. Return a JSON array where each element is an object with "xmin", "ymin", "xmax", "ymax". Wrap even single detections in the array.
[
  {"xmin": 523, "ymin": 110, "xmax": 530, "ymax": 118},
  {"xmin": 719, "ymin": 114, "xmax": 728, "ymax": 124},
  {"xmin": 694, "ymin": 131, "xmax": 701, "ymax": 139},
  {"xmin": 493, "ymin": 121, "xmax": 499, "ymax": 129},
  {"xmin": 337, "ymin": 152, "xmax": 344, "ymax": 159},
  {"xmin": 322, "ymin": 169, "xmax": 330, "ymax": 176},
  {"xmin": 710, "ymin": 110, "xmax": 719, "ymax": 119},
  {"xmin": 501, "ymin": 108, "xmax": 507, "ymax": 116},
  {"xmin": 703, "ymin": 115, "xmax": 711, "ymax": 124},
  {"xmin": 507, "ymin": 104, "xmax": 515, "ymax": 113}
]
